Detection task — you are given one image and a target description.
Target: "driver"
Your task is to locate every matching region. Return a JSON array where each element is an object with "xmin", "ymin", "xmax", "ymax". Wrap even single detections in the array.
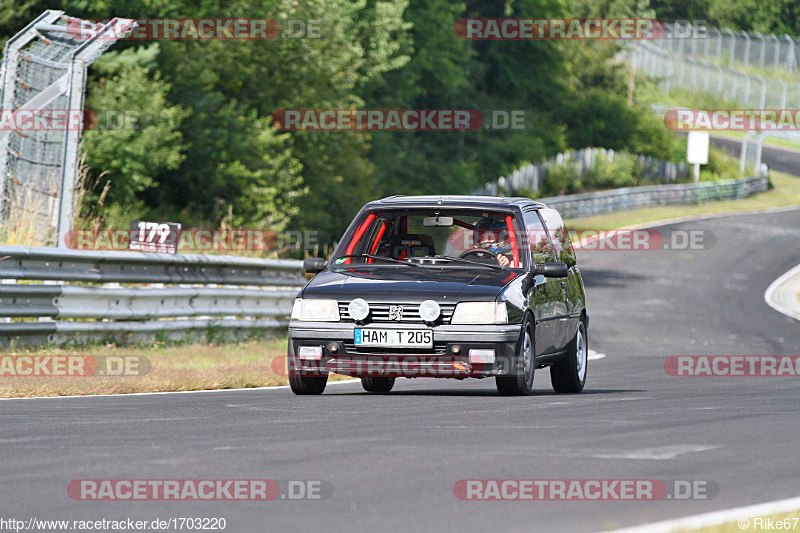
[{"xmin": 473, "ymin": 217, "xmax": 513, "ymax": 267}]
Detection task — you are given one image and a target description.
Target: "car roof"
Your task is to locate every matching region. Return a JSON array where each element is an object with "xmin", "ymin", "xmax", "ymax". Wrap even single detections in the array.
[{"xmin": 367, "ymin": 195, "xmax": 547, "ymax": 210}]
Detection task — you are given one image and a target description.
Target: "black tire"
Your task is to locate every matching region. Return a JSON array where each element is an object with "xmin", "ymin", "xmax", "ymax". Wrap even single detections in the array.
[
  {"xmin": 289, "ymin": 374, "xmax": 328, "ymax": 395},
  {"xmin": 496, "ymin": 316, "xmax": 535, "ymax": 396},
  {"xmin": 361, "ymin": 376, "xmax": 395, "ymax": 393},
  {"xmin": 551, "ymin": 318, "xmax": 587, "ymax": 393}
]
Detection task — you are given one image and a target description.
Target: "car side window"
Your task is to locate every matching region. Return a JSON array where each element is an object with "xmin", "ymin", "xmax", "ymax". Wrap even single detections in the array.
[
  {"xmin": 523, "ymin": 210, "xmax": 556, "ymax": 264},
  {"xmin": 539, "ymin": 209, "xmax": 576, "ymax": 267}
]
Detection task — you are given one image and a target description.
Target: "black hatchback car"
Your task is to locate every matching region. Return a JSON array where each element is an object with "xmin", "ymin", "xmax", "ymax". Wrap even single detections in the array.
[{"xmin": 288, "ymin": 195, "xmax": 588, "ymax": 396}]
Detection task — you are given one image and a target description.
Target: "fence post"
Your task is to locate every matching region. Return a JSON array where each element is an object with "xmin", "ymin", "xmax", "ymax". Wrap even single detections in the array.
[
  {"xmin": 712, "ymin": 27, "xmax": 723, "ymax": 61},
  {"xmin": 742, "ymin": 71, "xmax": 751, "ymax": 106},
  {"xmin": 754, "ymin": 134, "xmax": 764, "ymax": 172},
  {"xmin": 740, "ymin": 133, "xmax": 753, "ymax": 175},
  {"xmin": 740, "ymin": 31, "xmax": 751, "ymax": 66},
  {"xmin": 700, "ymin": 58, "xmax": 711, "ymax": 92},
  {"xmin": 769, "ymin": 34, "xmax": 780, "ymax": 67},
  {"xmin": 755, "ymin": 75, "xmax": 766, "ymax": 108},
  {"xmin": 754, "ymin": 32, "xmax": 765, "ymax": 66},
  {"xmin": 724, "ymin": 29, "xmax": 735, "ymax": 65},
  {"xmin": 729, "ymin": 66, "xmax": 739, "ymax": 101},
  {"xmin": 778, "ymin": 79, "xmax": 787, "ymax": 109}
]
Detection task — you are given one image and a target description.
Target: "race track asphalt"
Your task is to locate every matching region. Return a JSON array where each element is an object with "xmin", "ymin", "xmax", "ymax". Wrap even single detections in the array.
[
  {"xmin": 2, "ymin": 207, "xmax": 799, "ymax": 533},
  {"xmin": 710, "ymin": 135, "xmax": 800, "ymax": 176}
]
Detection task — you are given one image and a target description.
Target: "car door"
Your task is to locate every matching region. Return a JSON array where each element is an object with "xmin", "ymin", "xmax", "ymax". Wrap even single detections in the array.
[
  {"xmin": 522, "ymin": 209, "xmax": 566, "ymax": 355},
  {"xmin": 539, "ymin": 208, "xmax": 579, "ymax": 351}
]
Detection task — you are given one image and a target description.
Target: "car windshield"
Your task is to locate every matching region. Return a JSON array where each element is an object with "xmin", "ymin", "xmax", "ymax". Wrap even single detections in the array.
[{"xmin": 330, "ymin": 208, "xmax": 527, "ymax": 269}]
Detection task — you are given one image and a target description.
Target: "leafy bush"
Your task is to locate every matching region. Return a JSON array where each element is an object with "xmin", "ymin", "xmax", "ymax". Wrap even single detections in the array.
[
  {"xmin": 541, "ymin": 162, "xmax": 583, "ymax": 197},
  {"xmin": 700, "ymin": 146, "xmax": 743, "ymax": 182},
  {"xmin": 585, "ymin": 153, "xmax": 638, "ymax": 190}
]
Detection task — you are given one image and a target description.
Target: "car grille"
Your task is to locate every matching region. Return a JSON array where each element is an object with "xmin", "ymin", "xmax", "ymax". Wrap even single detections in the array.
[
  {"xmin": 343, "ymin": 341, "xmax": 449, "ymax": 356},
  {"xmin": 338, "ymin": 302, "xmax": 457, "ymax": 324}
]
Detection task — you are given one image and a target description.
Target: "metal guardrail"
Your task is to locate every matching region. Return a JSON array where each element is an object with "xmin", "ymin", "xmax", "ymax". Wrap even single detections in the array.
[
  {"xmin": 474, "ymin": 147, "xmax": 689, "ymax": 197},
  {"xmin": 0, "ymin": 246, "xmax": 304, "ymax": 346},
  {"xmin": 537, "ymin": 171, "xmax": 770, "ymax": 219}
]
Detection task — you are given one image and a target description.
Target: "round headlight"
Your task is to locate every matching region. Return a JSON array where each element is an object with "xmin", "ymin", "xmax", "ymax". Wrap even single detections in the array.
[
  {"xmin": 348, "ymin": 298, "xmax": 370, "ymax": 321},
  {"xmin": 419, "ymin": 300, "xmax": 441, "ymax": 322}
]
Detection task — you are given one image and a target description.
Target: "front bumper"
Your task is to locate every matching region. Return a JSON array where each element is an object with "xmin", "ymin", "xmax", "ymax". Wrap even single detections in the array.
[{"xmin": 288, "ymin": 321, "xmax": 520, "ymax": 378}]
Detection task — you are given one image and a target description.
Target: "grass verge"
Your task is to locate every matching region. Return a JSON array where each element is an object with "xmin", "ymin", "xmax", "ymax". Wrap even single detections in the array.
[
  {"xmin": 0, "ymin": 338, "xmax": 350, "ymax": 399},
  {"xmin": 684, "ymin": 511, "xmax": 800, "ymax": 532},
  {"xmin": 566, "ymin": 170, "xmax": 800, "ymax": 231}
]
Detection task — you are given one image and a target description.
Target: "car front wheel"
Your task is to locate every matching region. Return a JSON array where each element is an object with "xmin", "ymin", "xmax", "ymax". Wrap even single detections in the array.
[
  {"xmin": 289, "ymin": 356, "xmax": 328, "ymax": 395},
  {"xmin": 550, "ymin": 318, "xmax": 587, "ymax": 393},
  {"xmin": 496, "ymin": 317, "xmax": 535, "ymax": 396}
]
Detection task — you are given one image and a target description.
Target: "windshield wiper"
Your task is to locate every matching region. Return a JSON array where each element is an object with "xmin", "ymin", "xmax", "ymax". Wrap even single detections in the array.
[
  {"xmin": 333, "ymin": 254, "xmax": 422, "ymax": 267},
  {"xmin": 432, "ymin": 255, "xmax": 505, "ymax": 271}
]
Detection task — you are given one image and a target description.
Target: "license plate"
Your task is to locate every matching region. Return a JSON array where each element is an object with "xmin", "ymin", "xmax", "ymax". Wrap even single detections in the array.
[{"xmin": 354, "ymin": 328, "xmax": 433, "ymax": 348}]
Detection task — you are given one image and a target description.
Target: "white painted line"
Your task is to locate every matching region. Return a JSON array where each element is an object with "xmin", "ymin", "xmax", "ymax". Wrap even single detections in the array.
[
  {"xmin": 588, "ymin": 350, "xmax": 606, "ymax": 361},
  {"xmin": 605, "ymin": 494, "xmax": 800, "ymax": 533},
  {"xmin": 0, "ymin": 378, "xmax": 362, "ymax": 401},
  {"xmin": 589, "ymin": 444, "xmax": 721, "ymax": 460},
  {"xmin": 764, "ymin": 262, "xmax": 800, "ymax": 322}
]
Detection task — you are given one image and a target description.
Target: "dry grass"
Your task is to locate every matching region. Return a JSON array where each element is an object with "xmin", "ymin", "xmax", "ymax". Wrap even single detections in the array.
[
  {"xmin": 0, "ymin": 338, "xmax": 350, "ymax": 399},
  {"xmin": 0, "ymin": 185, "xmax": 53, "ymax": 246}
]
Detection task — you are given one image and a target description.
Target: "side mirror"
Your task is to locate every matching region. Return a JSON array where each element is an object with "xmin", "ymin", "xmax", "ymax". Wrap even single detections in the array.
[
  {"xmin": 303, "ymin": 258, "xmax": 328, "ymax": 274},
  {"xmin": 533, "ymin": 261, "xmax": 568, "ymax": 278}
]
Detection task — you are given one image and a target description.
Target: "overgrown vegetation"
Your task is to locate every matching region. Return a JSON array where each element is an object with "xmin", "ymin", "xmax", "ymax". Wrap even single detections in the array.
[{"xmin": 0, "ymin": 0, "xmax": 788, "ymax": 250}]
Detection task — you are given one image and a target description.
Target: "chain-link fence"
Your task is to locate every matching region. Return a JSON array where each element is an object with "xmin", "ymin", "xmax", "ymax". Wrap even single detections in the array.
[
  {"xmin": 656, "ymin": 23, "xmax": 800, "ymax": 71},
  {"xmin": 634, "ymin": 41, "xmax": 800, "ymax": 143},
  {"xmin": 0, "ymin": 11, "xmax": 134, "ymax": 246}
]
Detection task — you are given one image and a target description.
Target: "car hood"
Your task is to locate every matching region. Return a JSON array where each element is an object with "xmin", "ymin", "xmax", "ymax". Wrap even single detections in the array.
[{"xmin": 301, "ymin": 266, "xmax": 520, "ymax": 301}]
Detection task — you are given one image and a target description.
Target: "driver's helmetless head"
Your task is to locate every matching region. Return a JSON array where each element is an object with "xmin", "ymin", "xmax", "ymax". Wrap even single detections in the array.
[
  {"xmin": 474, "ymin": 216, "xmax": 511, "ymax": 253},
  {"xmin": 479, "ymin": 230, "xmax": 499, "ymax": 245}
]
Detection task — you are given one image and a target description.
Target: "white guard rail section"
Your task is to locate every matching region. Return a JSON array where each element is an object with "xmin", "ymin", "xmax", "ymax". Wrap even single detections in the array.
[
  {"xmin": 536, "ymin": 171, "xmax": 769, "ymax": 219},
  {"xmin": 0, "ymin": 246, "xmax": 304, "ymax": 346}
]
